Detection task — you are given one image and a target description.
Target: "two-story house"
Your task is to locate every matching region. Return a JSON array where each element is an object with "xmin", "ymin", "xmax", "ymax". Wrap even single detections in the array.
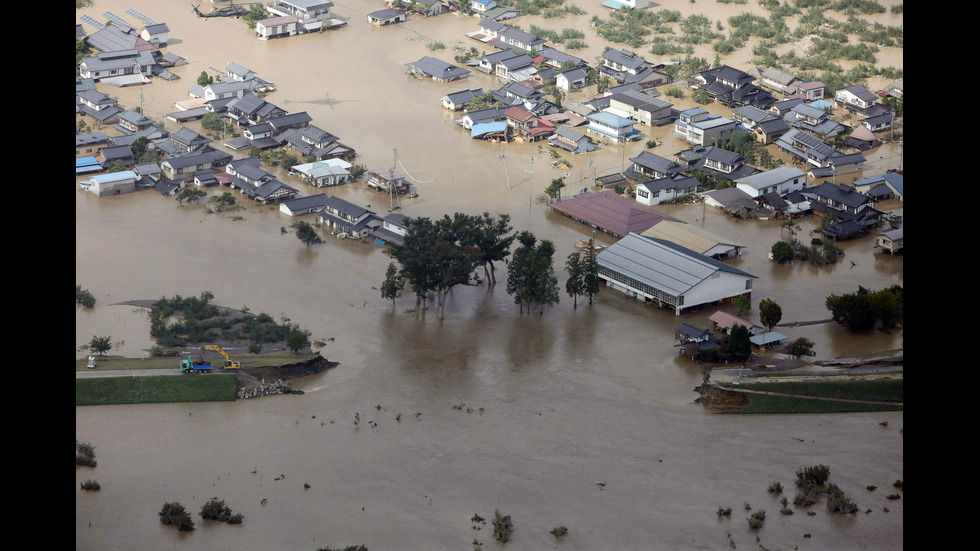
[
  {"xmin": 627, "ymin": 150, "xmax": 684, "ymax": 183},
  {"xmin": 734, "ymin": 166, "xmax": 807, "ymax": 198},
  {"xmin": 834, "ymin": 85, "xmax": 879, "ymax": 116},
  {"xmin": 673, "ymin": 108, "xmax": 736, "ymax": 146},
  {"xmin": 692, "ymin": 65, "xmax": 776, "ymax": 109},
  {"xmin": 317, "ymin": 196, "xmax": 379, "ymax": 238},
  {"xmin": 606, "ymin": 89, "xmax": 673, "ymax": 126},
  {"xmin": 226, "ymin": 92, "xmax": 287, "ymax": 127},
  {"xmin": 783, "ymin": 103, "xmax": 847, "ymax": 138}
]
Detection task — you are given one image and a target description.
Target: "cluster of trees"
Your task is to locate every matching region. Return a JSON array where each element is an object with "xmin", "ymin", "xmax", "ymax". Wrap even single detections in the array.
[
  {"xmin": 382, "ymin": 212, "xmax": 600, "ymax": 319},
  {"xmin": 384, "ymin": 213, "xmax": 516, "ymax": 319},
  {"xmin": 825, "ymin": 285, "xmax": 903, "ymax": 332}
]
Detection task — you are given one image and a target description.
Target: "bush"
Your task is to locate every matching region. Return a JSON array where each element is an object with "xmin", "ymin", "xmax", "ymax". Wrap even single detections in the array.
[
  {"xmin": 200, "ymin": 497, "xmax": 243, "ymax": 523},
  {"xmin": 76, "ymin": 286, "xmax": 96, "ymax": 308},
  {"xmin": 796, "ymin": 465, "xmax": 831, "ymax": 487},
  {"xmin": 76, "ymin": 441, "xmax": 97, "ymax": 467},
  {"xmin": 768, "ymin": 481, "xmax": 783, "ymax": 494},
  {"xmin": 747, "ymin": 509, "xmax": 766, "ymax": 529},
  {"xmin": 550, "ymin": 525, "xmax": 568, "ymax": 539},
  {"xmin": 159, "ymin": 502, "xmax": 195, "ymax": 531},
  {"xmin": 492, "ymin": 509, "xmax": 514, "ymax": 542},
  {"xmin": 80, "ymin": 480, "xmax": 101, "ymax": 491},
  {"xmin": 826, "ymin": 484, "xmax": 858, "ymax": 514}
]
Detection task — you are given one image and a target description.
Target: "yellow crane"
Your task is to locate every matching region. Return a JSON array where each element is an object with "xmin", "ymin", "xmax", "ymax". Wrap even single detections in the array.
[{"xmin": 203, "ymin": 345, "xmax": 241, "ymax": 369}]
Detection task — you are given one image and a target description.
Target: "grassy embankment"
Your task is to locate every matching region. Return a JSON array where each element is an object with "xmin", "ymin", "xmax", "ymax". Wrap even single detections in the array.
[
  {"xmin": 76, "ymin": 374, "xmax": 238, "ymax": 405},
  {"xmin": 75, "ymin": 351, "xmax": 319, "ymax": 406},
  {"xmin": 718, "ymin": 378, "xmax": 903, "ymax": 414}
]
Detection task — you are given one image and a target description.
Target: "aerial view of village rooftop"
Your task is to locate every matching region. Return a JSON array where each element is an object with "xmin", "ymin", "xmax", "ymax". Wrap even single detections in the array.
[{"xmin": 77, "ymin": 0, "xmax": 903, "ymax": 549}]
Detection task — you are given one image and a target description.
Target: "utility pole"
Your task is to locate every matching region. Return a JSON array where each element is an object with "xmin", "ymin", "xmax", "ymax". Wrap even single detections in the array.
[
  {"xmin": 527, "ymin": 157, "xmax": 534, "ymax": 205},
  {"xmin": 501, "ymin": 148, "xmax": 511, "ymax": 189}
]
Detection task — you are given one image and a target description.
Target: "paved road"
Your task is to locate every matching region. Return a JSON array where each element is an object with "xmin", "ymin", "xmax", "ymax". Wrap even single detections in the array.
[{"xmin": 76, "ymin": 369, "xmax": 183, "ymax": 379}]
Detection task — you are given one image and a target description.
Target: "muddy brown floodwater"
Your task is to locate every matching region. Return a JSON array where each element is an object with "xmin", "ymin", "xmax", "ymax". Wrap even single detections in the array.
[{"xmin": 76, "ymin": 1, "xmax": 903, "ymax": 550}]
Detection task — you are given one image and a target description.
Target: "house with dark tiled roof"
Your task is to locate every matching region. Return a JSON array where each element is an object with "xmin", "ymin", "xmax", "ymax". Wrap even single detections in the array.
[
  {"xmin": 803, "ymin": 181, "xmax": 881, "ymax": 240},
  {"xmin": 775, "ymin": 128, "xmax": 866, "ymax": 174},
  {"xmin": 279, "ymin": 193, "xmax": 330, "ymax": 216},
  {"xmin": 681, "ymin": 146, "xmax": 759, "ymax": 182},
  {"xmin": 226, "ymin": 91, "xmax": 287, "ymax": 126},
  {"xmin": 599, "ymin": 49, "xmax": 669, "ymax": 87},
  {"xmin": 170, "ymin": 127, "xmax": 212, "ymax": 154},
  {"xmin": 784, "ymin": 103, "xmax": 846, "ymax": 137},
  {"xmin": 626, "ymin": 150, "xmax": 684, "ymax": 183},
  {"xmin": 76, "ymin": 131, "xmax": 112, "ymax": 159},
  {"xmin": 548, "ymin": 126, "xmax": 596, "ymax": 154},
  {"xmin": 317, "ymin": 196, "xmax": 379, "ymax": 238},
  {"xmin": 161, "ymin": 149, "xmax": 233, "ymax": 182},
  {"xmin": 692, "ymin": 65, "xmax": 776, "ymax": 109},
  {"xmin": 76, "ymin": 89, "xmax": 123, "ymax": 125},
  {"xmin": 116, "ymin": 109, "xmax": 155, "ymax": 134},
  {"xmin": 405, "ymin": 56, "xmax": 471, "ymax": 82},
  {"xmin": 441, "ymin": 89, "xmax": 486, "ymax": 111},
  {"xmin": 834, "ymin": 85, "xmax": 879, "ymax": 115}
]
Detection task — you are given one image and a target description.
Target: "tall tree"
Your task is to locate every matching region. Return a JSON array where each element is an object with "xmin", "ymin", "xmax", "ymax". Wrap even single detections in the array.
[
  {"xmin": 506, "ymin": 232, "xmax": 559, "ymax": 314},
  {"xmin": 581, "ymin": 239, "xmax": 601, "ymax": 305},
  {"xmin": 758, "ymin": 298, "xmax": 782, "ymax": 331},
  {"xmin": 387, "ymin": 217, "xmax": 439, "ymax": 311},
  {"xmin": 380, "ymin": 262, "xmax": 404, "ymax": 310},
  {"xmin": 387, "ymin": 215, "xmax": 480, "ymax": 319},
  {"xmin": 459, "ymin": 212, "xmax": 514, "ymax": 285},
  {"xmin": 89, "ymin": 335, "xmax": 112, "ymax": 356},
  {"xmin": 565, "ymin": 251, "xmax": 585, "ymax": 308}
]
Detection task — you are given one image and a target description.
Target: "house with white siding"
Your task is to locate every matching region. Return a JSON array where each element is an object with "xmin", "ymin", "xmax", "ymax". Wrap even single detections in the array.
[{"xmin": 734, "ymin": 166, "xmax": 807, "ymax": 198}]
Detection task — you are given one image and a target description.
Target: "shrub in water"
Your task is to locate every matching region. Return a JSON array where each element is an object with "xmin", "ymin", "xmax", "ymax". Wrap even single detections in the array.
[
  {"xmin": 160, "ymin": 501, "xmax": 195, "ymax": 531},
  {"xmin": 492, "ymin": 509, "xmax": 514, "ymax": 542}
]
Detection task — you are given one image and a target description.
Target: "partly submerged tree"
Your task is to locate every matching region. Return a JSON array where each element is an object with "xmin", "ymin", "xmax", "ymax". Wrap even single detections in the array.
[
  {"xmin": 458, "ymin": 212, "xmax": 515, "ymax": 285},
  {"xmin": 89, "ymin": 335, "xmax": 112, "ymax": 356},
  {"xmin": 387, "ymin": 214, "xmax": 482, "ymax": 319},
  {"xmin": 565, "ymin": 251, "xmax": 585, "ymax": 308},
  {"xmin": 380, "ymin": 262, "xmax": 405, "ymax": 309},
  {"xmin": 292, "ymin": 220, "xmax": 323, "ymax": 247},
  {"xmin": 759, "ymin": 298, "xmax": 782, "ymax": 331},
  {"xmin": 581, "ymin": 239, "xmax": 601, "ymax": 305},
  {"xmin": 506, "ymin": 231, "xmax": 559, "ymax": 314}
]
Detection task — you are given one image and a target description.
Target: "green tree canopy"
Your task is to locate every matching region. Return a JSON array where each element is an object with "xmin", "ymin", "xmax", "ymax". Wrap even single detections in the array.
[
  {"xmin": 506, "ymin": 231, "xmax": 560, "ymax": 314},
  {"xmin": 292, "ymin": 220, "xmax": 323, "ymax": 247},
  {"xmin": 89, "ymin": 335, "xmax": 112, "ymax": 355},
  {"xmin": 759, "ymin": 298, "xmax": 782, "ymax": 331}
]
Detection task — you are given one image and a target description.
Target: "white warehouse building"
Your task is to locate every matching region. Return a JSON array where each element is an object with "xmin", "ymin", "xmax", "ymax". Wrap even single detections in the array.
[{"xmin": 596, "ymin": 232, "xmax": 757, "ymax": 315}]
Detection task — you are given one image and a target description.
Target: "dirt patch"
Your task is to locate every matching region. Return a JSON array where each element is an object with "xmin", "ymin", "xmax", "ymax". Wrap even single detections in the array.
[{"xmin": 235, "ymin": 356, "xmax": 338, "ymax": 389}]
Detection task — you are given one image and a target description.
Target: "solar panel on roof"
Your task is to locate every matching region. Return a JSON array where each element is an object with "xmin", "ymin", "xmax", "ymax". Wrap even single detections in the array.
[
  {"xmin": 79, "ymin": 14, "xmax": 105, "ymax": 32},
  {"xmin": 125, "ymin": 7, "xmax": 157, "ymax": 25},
  {"xmin": 102, "ymin": 11, "xmax": 135, "ymax": 32}
]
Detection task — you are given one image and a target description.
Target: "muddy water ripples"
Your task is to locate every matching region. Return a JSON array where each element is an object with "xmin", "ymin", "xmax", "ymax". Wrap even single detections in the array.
[{"xmin": 77, "ymin": 1, "xmax": 903, "ymax": 549}]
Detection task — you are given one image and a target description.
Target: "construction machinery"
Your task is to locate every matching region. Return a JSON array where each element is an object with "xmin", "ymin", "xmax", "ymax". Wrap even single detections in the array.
[{"xmin": 204, "ymin": 345, "xmax": 241, "ymax": 369}]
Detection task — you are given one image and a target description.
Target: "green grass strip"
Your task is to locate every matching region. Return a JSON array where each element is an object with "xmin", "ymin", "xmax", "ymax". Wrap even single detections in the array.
[
  {"xmin": 76, "ymin": 374, "xmax": 237, "ymax": 405},
  {"xmin": 728, "ymin": 392, "xmax": 903, "ymax": 414},
  {"xmin": 733, "ymin": 379, "xmax": 903, "ymax": 402}
]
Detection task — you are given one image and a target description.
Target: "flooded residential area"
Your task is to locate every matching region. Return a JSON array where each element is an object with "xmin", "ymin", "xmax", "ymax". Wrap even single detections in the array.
[{"xmin": 76, "ymin": 0, "xmax": 903, "ymax": 549}]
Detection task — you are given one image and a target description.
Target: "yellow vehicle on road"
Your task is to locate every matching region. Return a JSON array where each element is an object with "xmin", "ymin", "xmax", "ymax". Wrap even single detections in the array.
[{"xmin": 204, "ymin": 345, "xmax": 241, "ymax": 370}]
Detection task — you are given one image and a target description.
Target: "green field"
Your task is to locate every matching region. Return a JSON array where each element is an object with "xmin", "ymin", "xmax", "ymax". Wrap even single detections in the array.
[
  {"xmin": 718, "ymin": 378, "xmax": 903, "ymax": 414},
  {"xmin": 76, "ymin": 373, "xmax": 238, "ymax": 405}
]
